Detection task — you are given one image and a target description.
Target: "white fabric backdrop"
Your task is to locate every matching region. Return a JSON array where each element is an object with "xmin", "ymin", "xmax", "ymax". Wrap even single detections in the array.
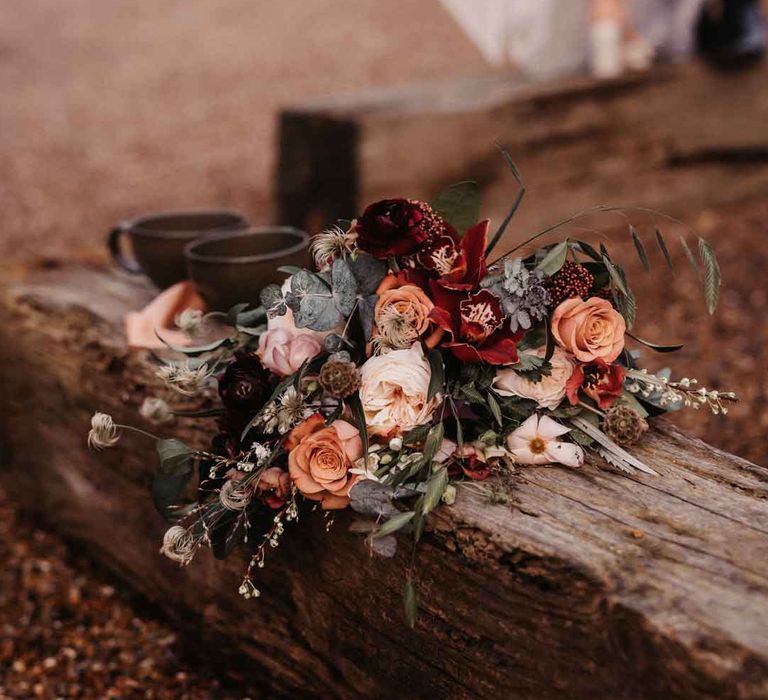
[{"xmin": 439, "ymin": 0, "xmax": 706, "ymax": 77}]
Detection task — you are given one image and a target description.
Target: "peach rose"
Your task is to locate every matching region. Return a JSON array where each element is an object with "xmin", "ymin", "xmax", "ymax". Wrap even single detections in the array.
[
  {"xmin": 359, "ymin": 343, "xmax": 440, "ymax": 437},
  {"xmin": 493, "ymin": 346, "xmax": 574, "ymax": 410},
  {"xmin": 256, "ymin": 466, "xmax": 291, "ymax": 508},
  {"xmin": 371, "ymin": 274, "xmax": 443, "ymax": 351},
  {"xmin": 287, "ymin": 415, "xmax": 363, "ymax": 510},
  {"xmin": 258, "ymin": 327, "xmax": 323, "ymax": 377},
  {"xmin": 551, "ymin": 296, "xmax": 625, "ymax": 363}
]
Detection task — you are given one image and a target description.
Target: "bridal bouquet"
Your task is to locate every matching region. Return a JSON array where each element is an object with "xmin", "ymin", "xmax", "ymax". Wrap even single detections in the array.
[{"xmin": 89, "ymin": 160, "xmax": 735, "ymax": 623}]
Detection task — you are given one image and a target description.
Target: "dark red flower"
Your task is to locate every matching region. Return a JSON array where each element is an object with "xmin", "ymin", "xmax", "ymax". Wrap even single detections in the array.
[
  {"xmin": 355, "ymin": 199, "xmax": 446, "ymax": 259},
  {"xmin": 418, "ymin": 219, "xmax": 489, "ymax": 290},
  {"xmin": 566, "ymin": 358, "xmax": 625, "ymax": 409},
  {"xmin": 429, "ymin": 286, "xmax": 522, "ymax": 365},
  {"xmin": 218, "ymin": 353, "xmax": 271, "ymax": 413}
]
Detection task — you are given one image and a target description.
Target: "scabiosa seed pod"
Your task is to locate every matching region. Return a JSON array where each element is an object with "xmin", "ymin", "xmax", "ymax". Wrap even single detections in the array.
[
  {"xmin": 319, "ymin": 359, "xmax": 361, "ymax": 398},
  {"xmin": 602, "ymin": 404, "xmax": 649, "ymax": 446},
  {"xmin": 547, "ymin": 261, "xmax": 595, "ymax": 308}
]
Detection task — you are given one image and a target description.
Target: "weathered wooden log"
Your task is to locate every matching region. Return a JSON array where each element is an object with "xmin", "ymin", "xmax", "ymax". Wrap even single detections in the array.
[
  {"xmin": 1, "ymin": 263, "xmax": 767, "ymax": 700},
  {"xmin": 276, "ymin": 62, "xmax": 768, "ymax": 239}
]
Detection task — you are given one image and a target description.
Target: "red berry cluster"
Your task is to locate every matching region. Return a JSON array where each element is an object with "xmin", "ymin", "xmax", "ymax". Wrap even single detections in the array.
[{"xmin": 547, "ymin": 261, "xmax": 594, "ymax": 307}]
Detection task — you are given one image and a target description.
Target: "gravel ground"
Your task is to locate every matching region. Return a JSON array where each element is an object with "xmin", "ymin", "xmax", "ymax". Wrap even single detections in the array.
[{"xmin": 0, "ymin": 488, "xmax": 259, "ymax": 700}]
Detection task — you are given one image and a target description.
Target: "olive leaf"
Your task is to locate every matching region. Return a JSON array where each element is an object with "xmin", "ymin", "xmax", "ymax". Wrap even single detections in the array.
[{"xmin": 698, "ymin": 238, "xmax": 721, "ymax": 314}]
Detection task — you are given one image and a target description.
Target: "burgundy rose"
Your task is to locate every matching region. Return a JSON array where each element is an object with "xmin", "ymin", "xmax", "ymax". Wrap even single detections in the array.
[
  {"xmin": 218, "ymin": 353, "xmax": 271, "ymax": 413},
  {"xmin": 355, "ymin": 199, "xmax": 438, "ymax": 259},
  {"xmin": 566, "ymin": 358, "xmax": 625, "ymax": 410}
]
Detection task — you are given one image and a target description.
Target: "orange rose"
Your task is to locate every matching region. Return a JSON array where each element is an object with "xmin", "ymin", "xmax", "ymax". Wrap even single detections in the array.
[
  {"xmin": 370, "ymin": 274, "xmax": 443, "ymax": 352},
  {"xmin": 551, "ymin": 296, "xmax": 625, "ymax": 363},
  {"xmin": 286, "ymin": 415, "xmax": 363, "ymax": 510}
]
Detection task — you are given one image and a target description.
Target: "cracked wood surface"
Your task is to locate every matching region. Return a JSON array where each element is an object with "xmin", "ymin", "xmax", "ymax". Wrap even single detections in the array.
[{"xmin": 1, "ymin": 264, "xmax": 767, "ymax": 699}]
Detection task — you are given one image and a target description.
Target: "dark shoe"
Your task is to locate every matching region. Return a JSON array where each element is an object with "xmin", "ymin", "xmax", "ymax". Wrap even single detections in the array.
[{"xmin": 696, "ymin": 0, "xmax": 767, "ymax": 68}]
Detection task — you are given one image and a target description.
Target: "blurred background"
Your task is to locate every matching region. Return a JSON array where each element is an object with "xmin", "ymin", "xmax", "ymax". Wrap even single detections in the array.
[{"xmin": 1, "ymin": 0, "xmax": 767, "ymax": 697}]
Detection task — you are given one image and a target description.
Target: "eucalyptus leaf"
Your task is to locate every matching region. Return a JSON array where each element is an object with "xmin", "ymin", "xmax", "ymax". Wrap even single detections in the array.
[
  {"xmin": 433, "ymin": 181, "xmax": 481, "ymax": 235},
  {"xmin": 368, "ymin": 534, "xmax": 398, "ymax": 557},
  {"xmin": 358, "ymin": 294, "xmax": 378, "ymax": 342},
  {"xmin": 348, "ymin": 254, "xmax": 388, "ymax": 296},
  {"xmin": 331, "ymin": 258, "xmax": 358, "ymax": 316},
  {"xmin": 156, "ymin": 438, "xmax": 194, "ymax": 476},
  {"xmin": 349, "ymin": 480, "xmax": 400, "ymax": 519}
]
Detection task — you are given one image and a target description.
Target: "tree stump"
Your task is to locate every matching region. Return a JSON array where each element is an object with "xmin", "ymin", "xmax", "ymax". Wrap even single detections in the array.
[{"xmin": 1, "ymin": 263, "xmax": 767, "ymax": 699}]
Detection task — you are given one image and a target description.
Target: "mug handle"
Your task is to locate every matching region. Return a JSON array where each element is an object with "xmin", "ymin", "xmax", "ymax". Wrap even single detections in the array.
[{"xmin": 107, "ymin": 222, "xmax": 142, "ymax": 274}]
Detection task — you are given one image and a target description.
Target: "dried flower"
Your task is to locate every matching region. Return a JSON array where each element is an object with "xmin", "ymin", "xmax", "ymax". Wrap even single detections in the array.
[
  {"xmin": 310, "ymin": 225, "xmax": 358, "ymax": 268},
  {"xmin": 174, "ymin": 308, "xmax": 205, "ymax": 335},
  {"xmin": 87, "ymin": 412, "xmax": 120, "ymax": 450},
  {"xmin": 219, "ymin": 479, "xmax": 253, "ymax": 511},
  {"xmin": 277, "ymin": 386, "xmax": 313, "ymax": 434},
  {"xmin": 139, "ymin": 397, "xmax": 173, "ymax": 425},
  {"xmin": 160, "ymin": 525, "xmax": 197, "ymax": 565},
  {"xmin": 480, "ymin": 258, "xmax": 551, "ymax": 332},
  {"xmin": 319, "ymin": 359, "xmax": 361, "ymax": 398},
  {"xmin": 602, "ymin": 404, "xmax": 649, "ymax": 446},
  {"xmin": 547, "ymin": 261, "xmax": 594, "ymax": 308},
  {"xmin": 156, "ymin": 360, "xmax": 214, "ymax": 396}
]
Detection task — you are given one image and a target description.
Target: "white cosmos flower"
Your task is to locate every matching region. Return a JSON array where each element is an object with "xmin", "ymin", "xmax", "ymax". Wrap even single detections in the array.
[{"xmin": 506, "ymin": 414, "xmax": 584, "ymax": 467}]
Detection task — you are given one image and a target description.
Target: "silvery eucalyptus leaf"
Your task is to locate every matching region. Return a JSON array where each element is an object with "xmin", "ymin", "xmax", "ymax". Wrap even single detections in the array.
[{"xmin": 331, "ymin": 258, "xmax": 358, "ymax": 316}]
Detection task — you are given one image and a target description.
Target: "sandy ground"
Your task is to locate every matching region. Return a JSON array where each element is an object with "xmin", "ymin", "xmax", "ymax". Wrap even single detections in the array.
[{"xmin": 0, "ymin": 0, "xmax": 490, "ymax": 261}]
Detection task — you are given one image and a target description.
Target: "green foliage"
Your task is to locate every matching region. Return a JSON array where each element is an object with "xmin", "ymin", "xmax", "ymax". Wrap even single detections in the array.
[
  {"xmin": 426, "ymin": 348, "xmax": 444, "ymax": 401},
  {"xmin": 433, "ymin": 181, "xmax": 481, "ymax": 235},
  {"xmin": 536, "ymin": 240, "xmax": 569, "ymax": 275},
  {"xmin": 374, "ymin": 511, "xmax": 415, "ymax": 538},
  {"xmin": 152, "ymin": 439, "xmax": 194, "ymax": 518}
]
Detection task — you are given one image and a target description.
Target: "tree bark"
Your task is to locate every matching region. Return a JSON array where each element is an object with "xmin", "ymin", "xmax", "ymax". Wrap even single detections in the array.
[{"xmin": 1, "ymin": 264, "xmax": 767, "ymax": 699}]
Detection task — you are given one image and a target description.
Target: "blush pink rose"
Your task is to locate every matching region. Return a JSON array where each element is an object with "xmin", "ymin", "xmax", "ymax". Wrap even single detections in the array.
[
  {"xmin": 551, "ymin": 296, "xmax": 626, "ymax": 363},
  {"xmin": 257, "ymin": 327, "xmax": 323, "ymax": 377},
  {"xmin": 287, "ymin": 416, "xmax": 363, "ymax": 510}
]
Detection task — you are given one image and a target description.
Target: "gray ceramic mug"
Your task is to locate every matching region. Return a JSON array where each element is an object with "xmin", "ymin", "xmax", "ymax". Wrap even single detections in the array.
[
  {"xmin": 107, "ymin": 209, "xmax": 249, "ymax": 289},
  {"xmin": 185, "ymin": 227, "xmax": 310, "ymax": 311}
]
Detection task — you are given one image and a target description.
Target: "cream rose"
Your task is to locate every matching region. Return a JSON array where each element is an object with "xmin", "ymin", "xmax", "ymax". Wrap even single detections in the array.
[
  {"xmin": 359, "ymin": 343, "xmax": 440, "ymax": 437},
  {"xmin": 286, "ymin": 414, "xmax": 363, "ymax": 510},
  {"xmin": 492, "ymin": 346, "xmax": 574, "ymax": 410},
  {"xmin": 551, "ymin": 296, "xmax": 625, "ymax": 363},
  {"xmin": 258, "ymin": 327, "xmax": 323, "ymax": 377}
]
